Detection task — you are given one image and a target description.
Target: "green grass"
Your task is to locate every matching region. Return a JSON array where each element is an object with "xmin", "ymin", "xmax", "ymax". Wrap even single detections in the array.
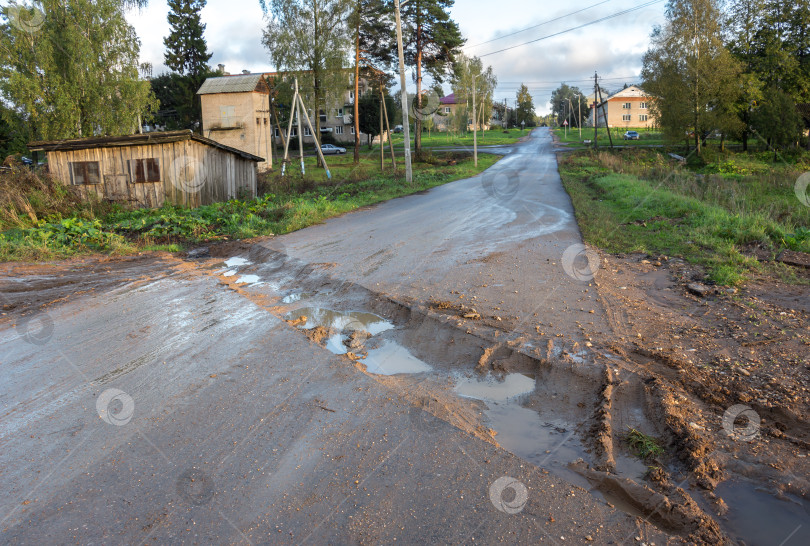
[
  {"xmin": 626, "ymin": 428, "xmax": 665, "ymax": 460},
  {"xmin": 0, "ymin": 152, "xmax": 500, "ymax": 262},
  {"xmin": 387, "ymin": 128, "xmax": 530, "ymax": 149},
  {"xmin": 558, "ymin": 148, "xmax": 810, "ymax": 285},
  {"xmin": 554, "ymin": 126, "xmax": 668, "ymax": 148}
]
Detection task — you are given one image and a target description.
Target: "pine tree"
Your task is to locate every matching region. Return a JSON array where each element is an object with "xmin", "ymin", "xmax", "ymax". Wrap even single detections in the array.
[
  {"xmin": 163, "ymin": 0, "xmax": 213, "ymax": 77},
  {"xmin": 349, "ymin": 0, "xmax": 395, "ymax": 163},
  {"xmin": 400, "ymin": 0, "xmax": 464, "ymax": 158}
]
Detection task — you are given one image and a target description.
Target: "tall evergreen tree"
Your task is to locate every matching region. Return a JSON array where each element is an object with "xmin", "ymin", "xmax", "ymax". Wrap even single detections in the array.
[
  {"xmin": 349, "ymin": 0, "xmax": 395, "ymax": 163},
  {"xmin": 400, "ymin": 0, "xmax": 464, "ymax": 158},
  {"xmin": 0, "ymin": 0, "xmax": 157, "ymax": 140},
  {"xmin": 164, "ymin": 0, "xmax": 213, "ymax": 77},
  {"xmin": 162, "ymin": 0, "xmax": 214, "ymax": 132}
]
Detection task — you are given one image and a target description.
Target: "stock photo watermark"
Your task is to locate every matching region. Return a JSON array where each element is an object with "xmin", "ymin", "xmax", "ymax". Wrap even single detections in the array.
[
  {"xmin": 561, "ymin": 243, "xmax": 600, "ymax": 281},
  {"xmin": 722, "ymin": 404, "xmax": 760, "ymax": 442},
  {"xmin": 176, "ymin": 468, "xmax": 215, "ymax": 506},
  {"xmin": 5, "ymin": 1, "xmax": 45, "ymax": 34},
  {"xmin": 409, "ymin": 89, "xmax": 441, "ymax": 122},
  {"xmin": 15, "ymin": 311, "xmax": 54, "ymax": 345},
  {"xmin": 795, "ymin": 172, "xmax": 810, "ymax": 207},
  {"xmin": 489, "ymin": 476, "xmax": 528, "ymax": 515},
  {"xmin": 170, "ymin": 154, "xmax": 208, "ymax": 194},
  {"xmin": 96, "ymin": 388, "xmax": 135, "ymax": 426}
]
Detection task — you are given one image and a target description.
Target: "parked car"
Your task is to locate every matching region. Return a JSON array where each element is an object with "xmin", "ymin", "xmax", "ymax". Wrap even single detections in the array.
[
  {"xmin": 320, "ymin": 144, "xmax": 346, "ymax": 155},
  {"xmin": 393, "ymin": 125, "xmax": 403, "ymax": 133},
  {"xmin": 623, "ymin": 131, "xmax": 640, "ymax": 140}
]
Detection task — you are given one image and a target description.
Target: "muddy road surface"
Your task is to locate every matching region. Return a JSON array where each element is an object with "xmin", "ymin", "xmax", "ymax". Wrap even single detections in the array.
[{"xmin": 1, "ymin": 128, "xmax": 807, "ymax": 544}]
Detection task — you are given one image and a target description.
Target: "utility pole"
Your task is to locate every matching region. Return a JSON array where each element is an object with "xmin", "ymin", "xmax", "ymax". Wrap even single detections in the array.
[
  {"xmin": 593, "ymin": 72, "xmax": 599, "ymax": 148},
  {"xmin": 597, "ymin": 83, "xmax": 614, "ymax": 149},
  {"xmin": 394, "ymin": 0, "xmax": 413, "ymax": 184},
  {"xmin": 472, "ymin": 74, "xmax": 478, "ymax": 167},
  {"xmin": 577, "ymin": 94, "xmax": 582, "ymax": 139}
]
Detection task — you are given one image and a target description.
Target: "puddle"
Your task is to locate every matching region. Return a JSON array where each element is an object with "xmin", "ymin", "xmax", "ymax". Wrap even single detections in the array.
[
  {"xmin": 453, "ymin": 372, "xmax": 586, "ymax": 484},
  {"xmin": 284, "ymin": 307, "xmax": 394, "ymax": 335},
  {"xmin": 224, "ymin": 257, "xmax": 251, "ymax": 267},
  {"xmin": 235, "ymin": 275, "xmax": 262, "ymax": 285},
  {"xmin": 282, "ymin": 293, "xmax": 303, "ymax": 304},
  {"xmin": 223, "ymin": 270, "xmax": 236, "ymax": 277},
  {"xmin": 485, "ymin": 404, "xmax": 585, "ymax": 468},
  {"xmin": 362, "ymin": 340, "xmax": 432, "ymax": 375},
  {"xmin": 714, "ymin": 480, "xmax": 810, "ymax": 545},
  {"xmin": 454, "ymin": 372, "xmax": 535, "ymax": 402}
]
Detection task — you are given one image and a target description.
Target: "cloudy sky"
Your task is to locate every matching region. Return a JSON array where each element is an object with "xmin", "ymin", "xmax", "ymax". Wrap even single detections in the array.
[{"xmin": 127, "ymin": 0, "xmax": 666, "ymax": 115}]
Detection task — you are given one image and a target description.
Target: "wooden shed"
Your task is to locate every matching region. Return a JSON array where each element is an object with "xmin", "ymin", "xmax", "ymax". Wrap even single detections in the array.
[{"xmin": 28, "ymin": 130, "xmax": 264, "ymax": 208}]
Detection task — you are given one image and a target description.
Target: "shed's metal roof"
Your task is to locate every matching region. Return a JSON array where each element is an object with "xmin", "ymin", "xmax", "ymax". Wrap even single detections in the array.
[
  {"xmin": 28, "ymin": 130, "xmax": 264, "ymax": 162},
  {"xmin": 196, "ymin": 74, "xmax": 265, "ymax": 95}
]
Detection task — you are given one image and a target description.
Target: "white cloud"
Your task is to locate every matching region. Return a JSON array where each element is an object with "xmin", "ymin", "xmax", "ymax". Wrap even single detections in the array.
[{"xmin": 127, "ymin": 0, "xmax": 666, "ymax": 113}]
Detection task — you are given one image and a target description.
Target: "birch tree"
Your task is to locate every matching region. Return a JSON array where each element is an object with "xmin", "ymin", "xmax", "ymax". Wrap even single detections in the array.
[
  {"xmin": 261, "ymin": 0, "xmax": 352, "ymax": 153},
  {"xmin": 0, "ymin": 0, "xmax": 157, "ymax": 140}
]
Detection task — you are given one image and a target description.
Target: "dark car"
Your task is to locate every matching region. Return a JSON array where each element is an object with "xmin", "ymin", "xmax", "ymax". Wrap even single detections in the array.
[
  {"xmin": 623, "ymin": 131, "xmax": 640, "ymax": 140},
  {"xmin": 320, "ymin": 144, "xmax": 346, "ymax": 155}
]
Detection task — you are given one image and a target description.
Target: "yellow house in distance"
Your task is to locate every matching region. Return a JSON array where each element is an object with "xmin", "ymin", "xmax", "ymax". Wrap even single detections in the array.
[{"xmin": 594, "ymin": 86, "xmax": 657, "ymax": 129}]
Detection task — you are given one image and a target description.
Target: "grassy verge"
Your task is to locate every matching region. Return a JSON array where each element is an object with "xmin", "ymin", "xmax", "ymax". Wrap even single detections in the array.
[
  {"xmin": 558, "ymin": 148, "xmax": 810, "ymax": 285},
  {"xmin": 554, "ymin": 126, "xmax": 669, "ymax": 148},
  {"xmin": 388, "ymin": 128, "xmax": 530, "ymax": 149},
  {"xmin": 0, "ymin": 152, "xmax": 500, "ymax": 262}
]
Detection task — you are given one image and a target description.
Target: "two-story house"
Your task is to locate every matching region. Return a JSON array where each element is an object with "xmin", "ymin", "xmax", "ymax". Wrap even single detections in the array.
[
  {"xmin": 594, "ymin": 86, "xmax": 657, "ymax": 129},
  {"xmin": 434, "ymin": 93, "xmax": 493, "ymax": 132}
]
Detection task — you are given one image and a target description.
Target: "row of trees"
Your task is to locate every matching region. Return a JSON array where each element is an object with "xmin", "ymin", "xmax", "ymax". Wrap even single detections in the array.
[
  {"xmin": 261, "ymin": 0, "xmax": 470, "ymax": 162},
  {"xmin": 642, "ymin": 0, "xmax": 810, "ymax": 155}
]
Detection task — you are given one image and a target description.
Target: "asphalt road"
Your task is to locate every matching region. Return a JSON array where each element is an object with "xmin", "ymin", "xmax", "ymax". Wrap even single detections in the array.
[{"xmin": 0, "ymin": 128, "xmax": 676, "ymax": 544}]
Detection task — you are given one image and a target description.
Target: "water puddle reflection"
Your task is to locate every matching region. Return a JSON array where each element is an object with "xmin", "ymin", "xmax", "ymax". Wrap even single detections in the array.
[
  {"xmin": 224, "ymin": 257, "xmax": 251, "ymax": 267},
  {"xmin": 454, "ymin": 372, "xmax": 535, "ymax": 402},
  {"xmin": 362, "ymin": 340, "xmax": 432, "ymax": 375},
  {"xmin": 284, "ymin": 307, "xmax": 394, "ymax": 335}
]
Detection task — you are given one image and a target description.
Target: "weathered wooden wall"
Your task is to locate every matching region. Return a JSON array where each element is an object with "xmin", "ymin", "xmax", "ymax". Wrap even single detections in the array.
[{"xmin": 46, "ymin": 140, "xmax": 257, "ymax": 208}]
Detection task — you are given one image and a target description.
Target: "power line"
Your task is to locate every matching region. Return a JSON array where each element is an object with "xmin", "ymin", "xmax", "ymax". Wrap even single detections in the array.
[
  {"xmin": 465, "ymin": 0, "xmax": 610, "ymax": 49},
  {"xmin": 479, "ymin": 0, "xmax": 665, "ymax": 58}
]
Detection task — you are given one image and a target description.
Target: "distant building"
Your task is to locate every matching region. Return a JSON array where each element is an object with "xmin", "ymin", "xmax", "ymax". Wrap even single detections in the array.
[
  {"xmin": 197, "ymin": 71, "xmax": 379, "ymax": 170},
  {"xmin": 594, "ymin": 86, "xmax": 657, "ymax": 129},
  {"xmin": 29, "ymin": 130, "xmax": 262, "ymax": 208},
  {"xmin": 434, "ymin": 93, "xmax": 493, "ymax": 132}
]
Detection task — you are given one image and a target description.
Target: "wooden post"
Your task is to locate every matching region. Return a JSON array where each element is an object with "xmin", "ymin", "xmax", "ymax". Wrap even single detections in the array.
[
  {"xmin": 281, "ymin": 83, "xmax": 299, "ymax": 177},
  {"xmin": 597, "ymin": 84, "xmax": 614, "ymax": 149},
  {"xmin": 380, "ymin": 96, "xmax": 384, "ymax": 170},
  {"xmin": 296, "ymin": 90, "xmax": 332, "ymax": 179},
  {"xmin": 380, "ymin": 80, "xmax": 396, "ymax": 168},
  {"xmin": 593, "ymin": 72, "xmax": 598, "ymax": 148},
  {"xmin": 473, "ymin": 74, "xmax": 478, "ymax": 167},
  {"xmin": 295, "ymin": 79, "xmax": 305, "ymax": 177}
]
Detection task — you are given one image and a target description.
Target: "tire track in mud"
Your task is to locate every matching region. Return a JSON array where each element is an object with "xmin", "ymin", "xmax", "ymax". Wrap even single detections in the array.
[{"xmin": 188, "ymin": 243, "xmax": 730, "ymax": 543}]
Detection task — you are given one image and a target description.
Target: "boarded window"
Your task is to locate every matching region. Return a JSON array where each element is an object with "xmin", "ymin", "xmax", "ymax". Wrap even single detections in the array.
[
  {"xmin": 220, "ymin": 105, "xmax": 236, "ymax": 127},
  {"xmin": 70, "ymin": 161, "xmax": 101, "ymax": 185},
  {"xmin": 129, "ymin": 158, "xmax": 160, "ymax": 183}
]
